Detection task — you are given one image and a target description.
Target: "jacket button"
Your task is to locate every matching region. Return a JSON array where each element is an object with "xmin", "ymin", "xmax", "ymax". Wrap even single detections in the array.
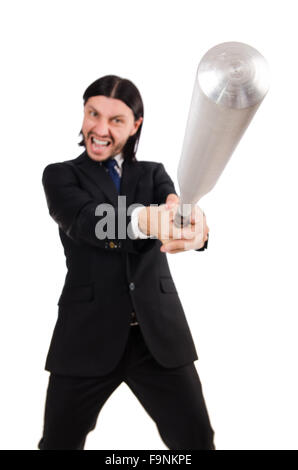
[{"xmin": 129, "ymin": 282, "xmax": 135, "ymax": 291}]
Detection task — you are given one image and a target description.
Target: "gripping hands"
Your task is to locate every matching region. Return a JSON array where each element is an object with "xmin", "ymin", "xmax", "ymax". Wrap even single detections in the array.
[{"xmin": 138, "ymin": 194, "xmax": 209, "ymax": 254}]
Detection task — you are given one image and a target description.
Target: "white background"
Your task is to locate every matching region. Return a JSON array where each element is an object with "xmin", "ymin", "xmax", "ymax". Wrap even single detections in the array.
[{"xmin": 0, "ymin": 0, "xmax": 297, "ymax": 450}]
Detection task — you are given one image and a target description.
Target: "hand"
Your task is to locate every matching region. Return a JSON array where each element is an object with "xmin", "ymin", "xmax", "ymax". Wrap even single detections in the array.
[
  {"xmin": 160, "ymin": 205, "xmax": 209, "ymax": 254},
  {"xmin": 138, "ymin": 203, "xmax": 196, "ymax": 244},
  {"xmin": 165, "ymin": 193, "xmax": 180, "ymax": 208}
]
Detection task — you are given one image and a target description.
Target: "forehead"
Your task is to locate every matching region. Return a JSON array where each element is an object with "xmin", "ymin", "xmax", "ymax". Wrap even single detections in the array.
[{"xmin": 84, "ymin": 95, "xmax": 133, "ymax": 117}]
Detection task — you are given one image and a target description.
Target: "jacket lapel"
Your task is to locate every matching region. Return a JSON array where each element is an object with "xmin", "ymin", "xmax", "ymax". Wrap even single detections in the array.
[
  {"xmin": 120, "ymin": 159, "xmax": 145, "ymax": 209},
  {"xmin": 75, "ymin": 151, "xmax": 144, "ymax": 208}
]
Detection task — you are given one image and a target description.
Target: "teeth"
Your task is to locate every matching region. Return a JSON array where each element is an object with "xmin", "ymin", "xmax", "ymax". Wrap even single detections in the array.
[{"xmin": 92, "ymin": 137, "xmax": 110, "ymax": 146}]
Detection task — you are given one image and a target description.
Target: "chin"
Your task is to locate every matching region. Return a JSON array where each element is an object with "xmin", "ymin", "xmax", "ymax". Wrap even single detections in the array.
[{"xmin": 87, "ymin": 146, "xmax": 111, "ymax": 162}]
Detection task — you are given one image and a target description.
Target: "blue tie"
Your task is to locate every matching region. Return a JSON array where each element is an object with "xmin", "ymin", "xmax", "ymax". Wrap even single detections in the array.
[{"xmin": 103, "ymin": 158, "xmax": 121, "ymax": 193}]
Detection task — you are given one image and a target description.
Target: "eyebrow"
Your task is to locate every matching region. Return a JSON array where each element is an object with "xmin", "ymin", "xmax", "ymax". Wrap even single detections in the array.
[{"xmin": 87, "ymin": 105, "xmax": 126, "ymax": 119}]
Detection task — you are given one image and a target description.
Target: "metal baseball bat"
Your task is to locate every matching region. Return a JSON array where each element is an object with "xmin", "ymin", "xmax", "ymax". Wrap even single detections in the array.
[{"xmin": 174, "ymin": 41, "xmax": 270, "ymax": 227}]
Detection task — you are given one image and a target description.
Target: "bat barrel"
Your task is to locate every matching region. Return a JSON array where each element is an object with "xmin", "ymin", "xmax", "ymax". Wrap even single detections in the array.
[
  {"xmin": 176, "ymin": 42, "xmax": 270, "ymax": 214},
  {"xmin": 198, "ymin": 41, "xmax": 269, "ymax": 110}
]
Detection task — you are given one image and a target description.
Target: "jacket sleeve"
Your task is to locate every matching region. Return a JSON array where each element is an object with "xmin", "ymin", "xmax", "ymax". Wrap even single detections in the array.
[
  {"xmin": 153, "ymin": 163, "xmax": 178, "ymax": 204},
  {"xmin": 195, "ymin": 234, "xmax": 209, "ymax": 251},
  {"xmin": 42, "ymin": 162, "xmax": 144, "ymax": 254}
]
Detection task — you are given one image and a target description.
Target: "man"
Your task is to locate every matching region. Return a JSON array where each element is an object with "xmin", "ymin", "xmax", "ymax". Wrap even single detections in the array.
[{"xmin": 38, "ymin": 75, "xmax": 215, "ymax": 450}]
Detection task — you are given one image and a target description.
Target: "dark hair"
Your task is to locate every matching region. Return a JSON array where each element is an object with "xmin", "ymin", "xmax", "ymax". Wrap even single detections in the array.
[{"xmin": 78, "ymin": 75, "xmax": 144, "ymax": 162}]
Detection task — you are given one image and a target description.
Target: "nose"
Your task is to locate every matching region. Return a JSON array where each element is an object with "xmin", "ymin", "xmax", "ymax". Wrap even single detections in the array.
[{"xmin": 92, "ymin": 117, "xmax": 110, "ymax": 137}]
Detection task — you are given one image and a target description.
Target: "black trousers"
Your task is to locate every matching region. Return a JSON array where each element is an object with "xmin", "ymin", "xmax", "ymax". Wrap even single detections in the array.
[{"xmin": 38, "ymin": 325, "xmax": 215, "ymax": 450}]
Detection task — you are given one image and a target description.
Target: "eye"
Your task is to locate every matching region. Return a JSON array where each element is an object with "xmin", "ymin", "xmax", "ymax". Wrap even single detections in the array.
[
  {"xmin": 114, "ymin": 118, "xmax": 123, "ymax": 123},
  {"xmin": 89, "ymin": 110, "xmax": 97, "ymax": 117}
]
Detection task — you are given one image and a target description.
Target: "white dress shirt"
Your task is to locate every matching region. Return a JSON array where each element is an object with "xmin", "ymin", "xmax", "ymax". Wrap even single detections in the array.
[{"xmin": 104, "ymin": 153, "xmax": 148, "ymax": 240}]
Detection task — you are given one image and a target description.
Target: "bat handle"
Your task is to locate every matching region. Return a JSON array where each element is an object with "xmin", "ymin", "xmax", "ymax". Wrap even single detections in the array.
[{"xmin": 173, "ymin": 203, "xmax": 193, "ymax": 228}]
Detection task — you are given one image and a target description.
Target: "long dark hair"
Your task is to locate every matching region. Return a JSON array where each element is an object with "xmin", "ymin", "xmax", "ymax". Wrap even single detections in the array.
[{"xmin": 78, "ymin": 75, "xmax": 144, "ymax": 162}]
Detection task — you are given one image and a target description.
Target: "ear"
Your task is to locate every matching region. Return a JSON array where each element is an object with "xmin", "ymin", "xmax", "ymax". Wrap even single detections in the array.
[{"xmin": 130, "ymin": 116, "xmax": 143, "ymax": 136}]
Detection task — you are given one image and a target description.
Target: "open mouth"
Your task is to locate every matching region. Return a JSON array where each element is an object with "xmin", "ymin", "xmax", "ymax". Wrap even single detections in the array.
[{"xmin": 91, "ymin": 136, "xmax": 111, "ymax": 147}]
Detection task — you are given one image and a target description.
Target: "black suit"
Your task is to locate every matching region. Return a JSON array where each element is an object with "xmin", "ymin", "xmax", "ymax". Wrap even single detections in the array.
[
  {"xmin": 42, "ymin": 150, "xmax": 207, "ymax": 377},
  {"xmin": 38, "ymin": 150, "xmax": 214, "ymax": 450}
]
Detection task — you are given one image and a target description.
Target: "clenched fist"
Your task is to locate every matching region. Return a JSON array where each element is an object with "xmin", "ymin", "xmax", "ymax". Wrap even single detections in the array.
[{"xmin": 138, "ymin": 193, "xmax": 209, "ymax": 254}]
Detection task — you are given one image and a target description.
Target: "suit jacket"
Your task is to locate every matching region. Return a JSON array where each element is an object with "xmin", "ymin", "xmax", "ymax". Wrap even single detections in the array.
[{"xmin": 42, "ymin": 150, "xmax": 208, "ymax": 377}]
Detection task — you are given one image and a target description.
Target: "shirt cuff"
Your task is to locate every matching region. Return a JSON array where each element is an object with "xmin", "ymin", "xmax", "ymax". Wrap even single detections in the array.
[{"xmin": 130, "ymin": 206, "xmax": 149, "ymax": 239}]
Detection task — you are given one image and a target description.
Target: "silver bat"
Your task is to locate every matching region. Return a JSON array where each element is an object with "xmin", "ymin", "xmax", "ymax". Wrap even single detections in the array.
[{"xmin": 174, "ymin": 41, "xmax": 270, "ymax": 227}]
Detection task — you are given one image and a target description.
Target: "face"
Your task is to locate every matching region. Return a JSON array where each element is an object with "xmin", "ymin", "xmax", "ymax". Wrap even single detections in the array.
[{"xmin": 81, "ymin": 95, "xmax": 143, "ymax": 162}]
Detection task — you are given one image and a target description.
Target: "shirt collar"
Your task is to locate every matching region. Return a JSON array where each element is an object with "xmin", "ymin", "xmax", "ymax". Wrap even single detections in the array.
[{"xmin": 113, "ymin": 152, "xmax": 124, "ymax": 168}]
